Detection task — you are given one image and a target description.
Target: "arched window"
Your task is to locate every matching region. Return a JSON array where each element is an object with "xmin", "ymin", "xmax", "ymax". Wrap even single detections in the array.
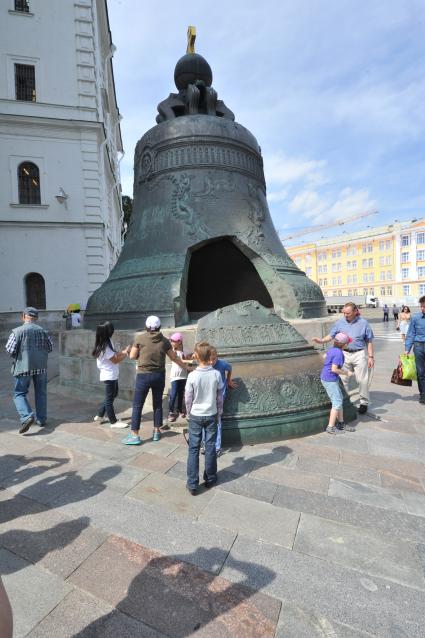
[
  {"xmin": 24, "ymin": 272, "xmax": 46, "ymax": 309},
  {"xmin": 18, "ymin": 162, "xmax": 40, "ymax": 205}
]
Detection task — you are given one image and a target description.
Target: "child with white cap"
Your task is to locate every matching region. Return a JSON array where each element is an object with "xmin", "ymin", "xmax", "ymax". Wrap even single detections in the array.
[{"xmin": 320, "ymin": 332, "xmax": 355, "ymax": 434}]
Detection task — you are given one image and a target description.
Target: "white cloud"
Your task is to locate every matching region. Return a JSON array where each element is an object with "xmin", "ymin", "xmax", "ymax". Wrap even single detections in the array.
[
  {"xmin": 288, "ymin": 187, "xmax": 377, "ymax": 224},
  {"xmin": 263, "ymin": 152, "xmax": 327, "ymax": 187},
  {"xmin": 266, "ymin": 188, "xmax": 288, "ymax": 203}
]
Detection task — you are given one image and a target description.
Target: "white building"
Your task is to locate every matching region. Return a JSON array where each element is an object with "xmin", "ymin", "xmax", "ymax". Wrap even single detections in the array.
[{"xmin": 0, "ymin": 0, "xmax": 123, "ymax": 313}]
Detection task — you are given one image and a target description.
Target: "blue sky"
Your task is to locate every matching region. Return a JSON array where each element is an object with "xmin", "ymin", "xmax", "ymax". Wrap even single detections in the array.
[{"xmin": 108, "ymin": 0, "xmax": 425, "ymax": 245}]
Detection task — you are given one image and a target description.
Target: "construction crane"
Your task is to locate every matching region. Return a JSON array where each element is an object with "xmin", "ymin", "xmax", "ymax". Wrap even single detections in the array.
[{"xmin": 280, "ymin": 209, "xmax": 379, "ymax": 242}]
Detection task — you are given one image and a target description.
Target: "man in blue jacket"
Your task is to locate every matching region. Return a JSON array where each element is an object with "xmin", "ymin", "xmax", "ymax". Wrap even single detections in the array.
[
  {"xmin": 5, "ymin": 307, "xmax": 53, "ymax": 433},
  {"xmin": 405, "ymin": 295, "xmax": 425, "ymax": 403}
]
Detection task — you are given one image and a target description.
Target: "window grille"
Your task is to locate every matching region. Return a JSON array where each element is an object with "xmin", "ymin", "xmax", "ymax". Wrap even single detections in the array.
[
  {"xmin": 15, "ymin": 0, "xmax": 30, "ymax": 12},
  {"xmin": 18, "ymin": 162, "xmax": 40, "ymax": 204},
  {"xmin": 15, "ymin": 64, "xmax": 36, "ymax": 101}
]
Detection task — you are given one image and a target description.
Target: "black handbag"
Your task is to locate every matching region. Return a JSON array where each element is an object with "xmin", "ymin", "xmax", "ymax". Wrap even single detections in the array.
[{"xmin": 391, "ymin": 362, "xmax": 412, "ymax": 386}]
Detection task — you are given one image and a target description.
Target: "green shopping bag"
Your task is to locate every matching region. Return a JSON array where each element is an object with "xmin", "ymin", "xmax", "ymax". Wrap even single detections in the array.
[{"xmin": 399, "ymin": 354, "xmax": 417, "ymax": 381}]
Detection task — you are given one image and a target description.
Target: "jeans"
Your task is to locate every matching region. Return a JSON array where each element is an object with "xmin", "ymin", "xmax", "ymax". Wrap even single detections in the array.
[
  {"xmin": 187, "ymin": 414, "xmax": 217, "ymax": 490},
  {"xmin": 321, "ymin": 379, "xmax": 343, "ymax": 410},
  {"xmin": 413, "ymin": 342, "xmax": 425, "ymax": 397},
  {"xmin": 202, "ymin": 387, "xmax": 226, "ymax": 450},
  {"xmin": 131, "ymin": 371, "xmax": 165, "ymax": 431},
  {"xmin": 383, "ymin": 313, "xmax": 389, "ymax": 322},
  {"xmin": 13, "ymin": 372, "xmax": 47, "ymax": 424},
  {"xmin": 168, "ymin": 379, "xmax": 186, "ymax": 414},
  {"xmin": 97, "ymin": 380, "xmax": 119, "ymax": 423}
]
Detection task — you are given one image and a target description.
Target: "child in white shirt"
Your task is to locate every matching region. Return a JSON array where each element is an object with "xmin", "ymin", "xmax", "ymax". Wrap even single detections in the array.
[{"xmin": 92, "ymin": 321, "xmax": 130, "ymax": 428}]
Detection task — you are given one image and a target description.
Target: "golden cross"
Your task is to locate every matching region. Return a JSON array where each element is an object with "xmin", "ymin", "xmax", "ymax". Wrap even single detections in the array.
[{"xmin": 187, "ymin": 26, "xmax": 196, "ymax": 54}]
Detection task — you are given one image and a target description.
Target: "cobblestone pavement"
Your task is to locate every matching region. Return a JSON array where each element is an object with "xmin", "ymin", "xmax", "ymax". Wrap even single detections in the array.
[{"xmin": 1, "ymin": 319, "xmax": 424, "ymax": 637}]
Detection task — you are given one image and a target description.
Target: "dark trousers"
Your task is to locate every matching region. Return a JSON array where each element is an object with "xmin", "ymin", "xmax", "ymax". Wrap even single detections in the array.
[
  {"xmin": 131, "ymin": 371, "xmax": 165, "ymax": 431},
  {"xmin": 186, "ymin": 414, "xmax": 217, "ymax": 490},
  {"xmin": 413, "ymin": 343, "xmax": 425, "ymax": 397},
  {"xmin": 97, "ymin": 380, "xmax": 119, "ymax": 423},
  {"xmin": 383, "ymin": 313, "xmax": 389, "ymax": 322},
  {"xmin": 168, "ymin": 379, "xmax": 186, "ymax": 414}
]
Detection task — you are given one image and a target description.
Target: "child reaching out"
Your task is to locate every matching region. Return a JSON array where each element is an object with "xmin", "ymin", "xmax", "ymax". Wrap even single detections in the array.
[
  {"xmin": 320, "ymin": 332, "xmax": 355, "ymax": 434},
  {"xmin": 167, "ymin": 332, "xmax": 192, "ymax": 423},
  {"xmin": 92, "ymin": 321, "xmax": 130, "ymax": 429}
]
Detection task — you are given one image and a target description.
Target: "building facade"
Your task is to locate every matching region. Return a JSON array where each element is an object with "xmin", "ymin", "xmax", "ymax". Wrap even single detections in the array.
[
  {"xmin": 0, "ymin": 0, "xmax": 123, "ymax": 313},
  {"xmin": 287, "ymin": 219, "xmax": 425, "ymax": 306}
]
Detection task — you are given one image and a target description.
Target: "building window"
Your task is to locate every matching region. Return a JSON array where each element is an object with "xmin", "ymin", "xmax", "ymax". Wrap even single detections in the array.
[
  {"xmin": 387, "ymin": 286, "xmax": 392, "ymax": 295},
  {"xmin": 18, "ymin": 162, "xmax": 40, "ymax": 204},
  {"xmin": 369, "ymin": 288, "xmax": 374, "ymax": 295},
  {"xmin": 402, "ymin": 268, "xmax": 409, "ymax": 279},
  {"xmin": 403, "ymin": 284, "xmax": 410, "ymax": 295},
  {"xmin": 352, "ymin": 274, "xmax": 357, "ymax": 284},
  {"xmin": 362, "ymin": 244, "xmax": 367, "ymax": 253},
  {"xmin": 417, "ymin": 250, "xmax": 425, "ymax": 261},
  {"xmin": 346, "ymin": 246, "xmax": 351, "ymax": 256},
  {"xmin": 363, "ymin": 274, "xmax": 368, "ymax": 283},
  {"xmin": 318, "ymin": 279, "xmax": 323, "ymax": 286},
  {"xmin": 306, "ymin": 267, "xmax": 312, "ymax": 276},
  {"xmin": 332, "ymin": 278, "xmax": 337, "ymax": 286},
  {"xmin": 322, "ymin": 265, "xmax": 327, "ymax": 273},
  {"xmin": 337, "ymin": 276, "xmax": 342, "ymax": 285},
  {"xmin": 386, "ymin": 255, "xmax": 392, "ymax": 265},
  {"xmin": 323, "ymin": 278, "xmax": 327, "ymax": 286},
  {"xmin": 15, "ymin": 63, "xmax": 36, "ymax": 101},
  {"xmin": 337, "ymin": 249, "xmax": 341, "ymax": 258},
  {"xmin": 368, "ymin": 273, "xmax": 374, "ymax": 282},
  {"xmin": 386, "ymin": 271, "xmax": 392, "ymax": 281},
  {"xmin": 380, "ymin": 272, "xmax": 385, "ymax": 281},
  {"xmin": 337, "ymin": 263, "xmax": 342, "ymax": 272},
  {"xmin": 401, "ymin": 235, "xmax": 410, "ymax": 246},
  {"xmin": 338, "ymin": 290, "xmax": 342, "ymax": 296},
  {"xmin": 15, "ymin": 0, "xmax": 30, "ymax": 11},
  {"xmin": 24, "ymin": 272, "xmax": 46, "ymax": 309},
  {"xmin": 379, "ymin": 241, "xmax": 384, "ymax": 251},
  {"xmin": 332, "ymin": 290, "xmax": 337, "ymax": 296},
  {"xmin": 352, "ymin": 260, "xmax": 357, "ymax": 269},
  {"xmin": 420, "ymin": 284, "xmax": 425, "ymax": 295},
  {"xmin": 386, "ymin": 240, "xmax": 391, "ymax": 250},
  {"xmin": 368, "ymin": 258, "xmax": 373, "ymax": 267},
  {"xmin": 418, "ymin": 266, "xmax": 425, "ymax": 278},
  {"xmin": 368, "ymin": 243, "xmax": 373, "ymax": 253},
  {"xmin": 417, "ymin": 232, "xmax": 425, "ymax": 245},
  {"xmin": 380, "ymin": 287, "xmax": 386, "ymax": 296},
  {"xmin": 363, "ymin": 288, "xmax": 368, "ymax": 295},
  {"xmin": 331, "ymin": 250, "xmax": 336, "ymax": 259},
  {"xmin": 401, "ymin": 252, "xmax": 409, "ymax": 263},
  {"xmin": 352, "ymin": 289, "xmax": 358, "ymax": 296},
  {"xmin": 362, "ymin": 259, "xmax": 367, "ymax": 268},
  {"xmin": 379, "ymin": 256, "xmax": 385, "ymax": 266},
  {"xmin": 347, "ymin": 275, "xmax": 352, "ymax": 284}
]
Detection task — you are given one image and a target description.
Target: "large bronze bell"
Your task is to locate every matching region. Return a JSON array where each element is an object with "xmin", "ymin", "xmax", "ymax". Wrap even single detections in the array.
[{"xmin": 84, "ymin": 48, "xmax": 326, "ymax": 329}]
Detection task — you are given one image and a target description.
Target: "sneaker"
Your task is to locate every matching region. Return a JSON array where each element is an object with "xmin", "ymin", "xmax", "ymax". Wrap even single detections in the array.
[
  {"xmin": 204, "ymin": 479, "xmax": 217, "ymax": 489},
  {"xmin": 326, "ymin": 425, "xmax": 339, "ymax": 434},
  {"xmin": 93, "ymin": 415, "xmax": 107, "ymax": 423},
  {"xmin": 358, "ymin": 404, "xmax": 368, "ymax": 414},
  {"xmin": 122, "ymin": 433, "xmax": 142, "ymax": 445},
  {"xmin": 216, "ymin": 449, "xmax": 222, "ymax": 457},
  {"xmin": 153, "ymin": 430, "xmax": 161, "ymax": 442},
  {"xmin": 35, "ymin": 420, "xmax": 46, "ymax": 427},
  {"xmin": 180, "ymin": 413, "xmax": 187, "ymax": 419},
  {"xmin": 168, "ymin": 414, "xmax": 177, "ymax": 423},
  {"xmin": 200, "ymin": 446, "xmax": 205, "ymax": 455},
  {"xmin": 19, "ymin": 415, "xmax": 34, "ymax": 434},
  {"xmin": 419, "ymin": 396, "xmax": 425, "ymax": 404},
  {"xmin": 160, "ymin": 423, "xmax": 170, "ymax": 430},
  {"xmin": 110, "ymin": 420, "xmax": 129, "ymax": 429},
  {"xmin": 186, "ymin": 486, "xmax": 197, "ymax": 496}
]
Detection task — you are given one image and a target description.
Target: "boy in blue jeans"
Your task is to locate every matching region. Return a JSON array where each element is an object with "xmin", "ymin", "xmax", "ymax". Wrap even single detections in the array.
[
  {"xmin": 320, "ymin": 332, "xmax": 355, "ymax": 434},
  {"xmin": 185, "ymin": 341, "xmax": 223, "ymax": 495}
]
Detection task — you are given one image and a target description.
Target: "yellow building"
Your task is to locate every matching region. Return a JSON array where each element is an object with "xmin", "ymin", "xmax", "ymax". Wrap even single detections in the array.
[{"xmin": 286, "ymin": 219, "xmax": 425, "ymax": 304}]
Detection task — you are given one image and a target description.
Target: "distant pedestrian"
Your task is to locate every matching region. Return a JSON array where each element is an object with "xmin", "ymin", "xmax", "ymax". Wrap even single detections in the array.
[
  {"xmin": 392, "ymin": 304, "xmax": 400, "ymax": 328},
  {"xmin": 201, "ymin": 347, "xmax": 236, "ymax": 456},
  {"xmin": 382, "ymin": 304, "xmax": 389, "ymax": 322},
  {"xmin": 404, "ymin": 296, "xmax": 425, "ymax": 403},
  {"xmin": 399, "ymin": 306, "xmax": 411, "ymax": 343},
  {"xmin": 92, "ymin": 321, "xmax": 130, "ymax": 429},
  {"xmin": 5, "ymin": 307, "xmax": 52, "ymax": 434},
  {"xmin": 320, "ymin": 332, "xmax": 355, "ymax": 434},
  {"xmin": 167, "ymin": 332, "xmax": 192, "ymax": 423},
  {"xmin": 185, "ymin": 341, "xmax": 223, "ymax": 494},
  {"xmin": 126, "ymin": 316, "xmax": 187, "ymax": 445},
  {"xmin": 313, "ymin": 302, "xmax": 375, "ymax": 414}
]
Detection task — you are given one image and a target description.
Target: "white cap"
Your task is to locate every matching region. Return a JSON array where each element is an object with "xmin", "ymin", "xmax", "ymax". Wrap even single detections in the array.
[{"xmin": 145, "ymin": 315, "xmax": 161, "ymax": 330}]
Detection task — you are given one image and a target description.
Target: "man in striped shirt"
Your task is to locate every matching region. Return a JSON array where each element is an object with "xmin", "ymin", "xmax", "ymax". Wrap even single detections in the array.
[{"xmin": 5, "ymin": 307, "xmax": 53, "ymax": 434}]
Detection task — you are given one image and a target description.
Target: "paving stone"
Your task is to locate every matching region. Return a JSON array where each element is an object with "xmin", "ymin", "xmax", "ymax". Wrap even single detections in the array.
[
  {"xmin": 76, "ymin": 459, "xmax": 150, "ymax": 494},
  {"xmin": 129, "ymin": 451, "xmax": 178, "ymax": 473},
  {"xmin": 136, "ymin": 440, "xmax": 180, "ymax": 457},
  {"xmin": 0, "ymin": 547, "xmax": 72, "ymax": 638},
  {"xmin": 273, "ymin": 483, "xmax": 425, "ymax": 544},
  {"xmin": 302, "ymin": 432, "xmax": 370, "ymax": 453},
  {"xmin": 58, "ymin": 420, "xmax": 116, "ymax": 441},
  {"xmin": 221, "ymin": 535, "xmax": 425, "ymax": 638},
  {"xmin": 49, "ymin": 432, "xmax": 141, "ymax": 462},
  {"xmin": 69, "ymin": 535, "xmax": 281, "ymax": 638},
  {"xmin": 216, "ymin": 470, "xmax": 279, "ymax": 503},
  {"xmin": 402, "ymin": 491, "xmax": 425, "ymax": 518},
  {"xmin": 165, "ymin": 459, "xmax": 188, "ymax": 481},
  {"xmin": 328, "ymin": 478, "xmax": 407, "ymax": 513},
  {"xmin": 127, "ymin": 472, "xmax": 214, "ymax": 517},
  {"xmin": 23, "ymin": 442, "xmax": 94, "ymax": 472},
  {"xmin": 0, "ymin": 487, "xmax": 46, "ymax": 525},
  {"xmin": 296, "ymin": 456, "xmax": 381, "ymax": 486},
  {"xmin": 27, "ymin": 588, "xmax": 166, "ymax": 638},
  {"xmin": 199, "ymin": 491, "xmax": 299, "ymax": 548},
  {"xmin": 251, "ymin": 464, "xmax": 330, "ymax": 495},
  {"xmin": 294, "ymin": 513, "xmax": 425, "ymax": 590},
  {"xmin": 364, "ymin": 430, "xmax": 425, "ymax": 463},
  {"xmin": 380, "ymin": 469, "xmax": 425, "ymax": 494},
  {"xmin": 291, "ymin": 442, "xmax": 341, "ymax": 462},
  {"xmin": 340, "ymin": 449, "xmax": 425, "ymax": 479},
  {"xmin": 275, "ymin": 602, "xmax": 376, "ymax": 638},
  {"xmin": 53, "ymin": 489, "xmax": 237, "ymax": 573},
  {"xmin": 0, "ymin": 431, "xmax": 46, "ymax": 456},
  {"xmin": 208, "ymin": 452, "xmax": 259, "ymax": 476},
  {"xmin": 168, "ymin": 445, "xmax": 191, "ymax": 463},
  {"xmin": 0, "ymin": 505, "xmax": 107, "ymax": 578}
]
